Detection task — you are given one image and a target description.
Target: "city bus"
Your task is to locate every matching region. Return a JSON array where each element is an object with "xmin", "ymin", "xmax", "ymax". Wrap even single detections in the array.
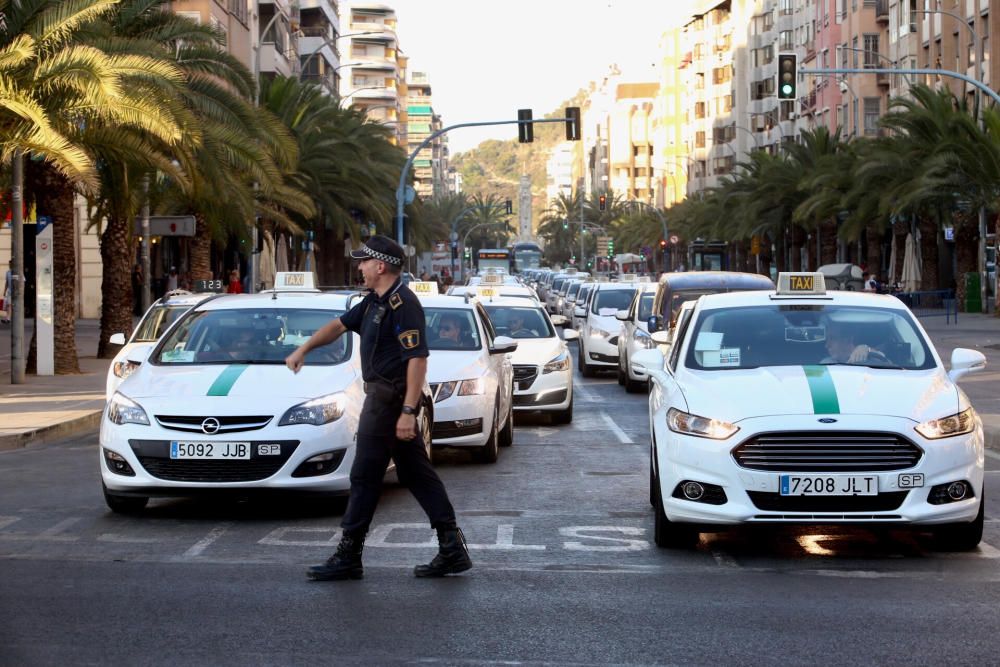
[
  {"xmin": 476, "ymin": 248, "xmax": 511, "ymax": 273},
  {"xmin": 510, "ymin": 241, "xmax": 543, "ymax": 273}
]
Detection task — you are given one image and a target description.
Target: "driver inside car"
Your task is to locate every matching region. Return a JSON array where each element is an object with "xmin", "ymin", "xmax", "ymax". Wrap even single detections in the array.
[{"xmin": 822, "ymin": 321, "xmax": 885, "ymax": 364}]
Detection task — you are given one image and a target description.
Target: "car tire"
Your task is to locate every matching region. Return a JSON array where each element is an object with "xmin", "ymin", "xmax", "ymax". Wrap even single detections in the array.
[
  {"xmin": 103, "ymin": 484, "xmax": 148, "ymax": 515},
  {"xmin": 617, "ymin": 360, "xmax": 626, "ymax": 385},
  {"xmin": 579, "ymin": 345, "xmax": 596, "ymax": 378},
  {"xmin": 653, "ymin": 472, "xmax": 699, "ymax": 549},
  {"xmin": 625, "ymin": 374, "xmax": 647, "ymax": 393},
  {"xmin": 499, "ymin": 401, "xmax": 514, "ymax": 448},
  {"xmin": 931, "ymin": 492, "xmax": 985, "ymax": 551},
  {"xmin": 552, "ymin": 394, "xmax": 573, "ymax": 425},
  {"xmin": 473, "ymin": 404, "xmax": 500, "ymax": 464}
]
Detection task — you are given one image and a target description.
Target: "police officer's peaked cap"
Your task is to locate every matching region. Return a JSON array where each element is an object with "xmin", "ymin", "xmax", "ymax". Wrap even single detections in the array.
[{"xmin": 350, "ymin": 235, "xmax": 405, "ymax": 266}]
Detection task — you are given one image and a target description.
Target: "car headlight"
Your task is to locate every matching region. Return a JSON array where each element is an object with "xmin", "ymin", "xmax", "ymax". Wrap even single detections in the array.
[
  {"xmin": 543, "ymin": 350, "xmax": 570, "ymax": 374},
  {"xmin": 666, "ymin": 407, "xmax": 739, "ymax": 440},
  {"xmin": 112, "ymin": 360, "xmax": 141, "ymax": 379},
  {"xmin": 434, "ymin": 381, "xmax": 457, "ymax": 403},
  {"xmin": 458, "ymin": 376, "xmax": 486, "ymax": 396},
  {"xmin": 557, "ymin": 297, "xmax": 564, "ymax": 309},
  {"xmin": 590, "ymin": 327, "xmax": 612, "ymax": 340},
  {"xmin": 279, "ymin": 392, "xmax": 347, "ymax": 426},
  {"xmin": 632, "ymin": 328, "xmax": 654, "ymax": 349},
  {"xmin": 107, "ymin": 392, "xmax": 150, "ymax": 426},
  {"xmin": 915, "ymin": 407, "xmax": 976, "ymax": 439}
]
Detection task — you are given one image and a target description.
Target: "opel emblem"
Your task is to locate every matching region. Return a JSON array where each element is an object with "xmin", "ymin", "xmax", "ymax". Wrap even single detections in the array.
[
  {"xmin": 201, "ymin": 417, "xmax": 221, "ymax": 434},
  {"xmin": 818, "ymin": 418, "xmax": 837, "ymax": 424}
]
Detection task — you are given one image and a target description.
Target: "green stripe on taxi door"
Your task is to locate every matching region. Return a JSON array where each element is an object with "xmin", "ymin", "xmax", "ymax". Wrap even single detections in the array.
[
  {"xmin": 802, "ymin": 365, "xmax": 840, "ymax": 414},
  {"xmin": 207, "ymin": 364, "xmax": 249, "ymax": 396}
]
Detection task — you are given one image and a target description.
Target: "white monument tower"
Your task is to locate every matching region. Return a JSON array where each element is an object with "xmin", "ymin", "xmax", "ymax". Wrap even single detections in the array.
[{"xmin": 518, "ymin": 175, "xmax": 532, "ymax": 240}]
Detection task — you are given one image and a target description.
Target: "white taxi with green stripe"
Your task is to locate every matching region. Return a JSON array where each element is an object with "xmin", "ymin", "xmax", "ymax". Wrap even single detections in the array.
[
  {"xmin": 99, "ymin": 287, "xmax": 433, "ymax": 514},
  {"xmin": 632, "ymin": 272, "xmax": 988, "ymax": 550}
]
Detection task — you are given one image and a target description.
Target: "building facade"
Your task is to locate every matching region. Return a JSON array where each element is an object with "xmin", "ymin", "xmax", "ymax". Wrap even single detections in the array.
[{"xmin": 297, "ymin": 0, "xmax": 343, "ymax": 95}]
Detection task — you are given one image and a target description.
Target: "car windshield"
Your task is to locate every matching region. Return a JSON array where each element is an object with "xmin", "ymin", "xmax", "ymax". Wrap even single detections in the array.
[
  {"xmin": 592, "ymin": 288, "xmax": 637, "ymax": 316},
  {"xmin": 683, "ymin": 305, "xmax": 935, "ymax": 371},
  {"xmin": 154, "ymin": 308, "xmax": 350, "ymax": 365},
  {"xmin": 638, "ymin": 293, "xmax": 655, "ymax": 320},
  {"xmin": 134, "ymin": 304, "xmax": 191, "ymax": 342},
  {"xmin": 566, "ymin": 282, "xmax": 582, "ymax": 298},
  {"xmin": 424, "ymin": 308, "xmax": 482, "ymax": 350},
  {"xmin": 483, "ymin": 305, "xmax": 554, "ymax": 339}
]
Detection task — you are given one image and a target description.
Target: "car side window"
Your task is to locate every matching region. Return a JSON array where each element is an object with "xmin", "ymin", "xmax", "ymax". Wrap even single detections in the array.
[
  {"xmin": 667, "ymin": 308, "xmax": 693, "ymax": 372},
  {"xmin": 476, "ymin": 304, "xmax": 496, "ymax": 345}
]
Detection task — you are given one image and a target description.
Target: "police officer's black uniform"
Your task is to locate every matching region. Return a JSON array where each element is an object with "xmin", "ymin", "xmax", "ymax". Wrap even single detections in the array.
[{"xmin": 307, "ymin": 236, "xmax": 471, "ymax": 581}]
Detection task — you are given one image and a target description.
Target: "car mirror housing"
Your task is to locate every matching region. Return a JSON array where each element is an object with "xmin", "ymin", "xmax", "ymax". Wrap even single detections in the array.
[
  {"xmin": 125, "ymin": 343, "xmax": 155, "ymax": 365},
  {"xmin": 647, "ymin": 315, "xmax": 663, "ymax": 333},
  {"xmin": 109, "ymin": 333, "xmax": 126, "ymax": 346},
  {"xmin": 574, "ymin": 307, "xmax": 586, "ymax": 318},
  {"xmin": 615, "ymin": 309, "xmax": 630, "ymax": 321},
  {"xmin": 490, "ymin": 336, "xmax": 518, "ymax": 355},
  {"xmin": 562, "ymin": 329, "xmax": 580, "ymax": 341},
  {"xmin": 650, "ymin": 330, "xmax": 671, "ymax": 345},
  {"xmin": 948, "ymin": 347, "xmax": 987, "ymax": 382}
]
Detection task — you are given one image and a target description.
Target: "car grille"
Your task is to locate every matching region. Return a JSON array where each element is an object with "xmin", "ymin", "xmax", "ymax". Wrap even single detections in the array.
[
  {"xmin": 129, "ymin": 439, "xmax": 298, "ymax": 483},
  {"xmin": 154, "ymin": 415, "xmax": 273, "ymax": 434},
  {"xmin": 732, "ymin": 432, "xmax": 922, "ymax": 472},
  {"xmin": 747, "ymin": 491, "xmax": 910, "ymax": 513},
  {"xmin": 513, "ymin": 389, "xmax": 567, "ymax": 407},
  {"xmin": 513, "ymin": 365, "xmax": 539, "ymax": 390},
  {"xmin": 433, "ymin": 419, "xmax": 483, "ymax": 439}
]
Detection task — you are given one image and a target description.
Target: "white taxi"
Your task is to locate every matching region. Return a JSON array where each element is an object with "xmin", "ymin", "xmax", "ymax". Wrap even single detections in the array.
[
  {"xmin": 105, "ymin": 290, "xmax": 216, "ymax": 400},
  {"xmin": 575, "ymin": 282, "xmax": 637, "ymax": 377},
  {"xmin": 616, "ymin": 282, "xmax": 658, "ymax": 392},
  {"xmin": 632, "ymin": 273, "xmax": 987, "ymax": 550},
  {"xmin": 479, "ymin": 297, "xmax": 578, "ymax": 423},
  {"xmin": 99, "ymin": 285, "xmax": 433, "ymax": 514},
  {"xmin": 417, "ymin": 294, "xmax": 517, "ymax": 463}
]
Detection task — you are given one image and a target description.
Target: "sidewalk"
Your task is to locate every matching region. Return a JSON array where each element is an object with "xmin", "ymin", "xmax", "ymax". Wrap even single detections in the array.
[{"xmin": 0, "ymin": 314, "xmax": 998, "ymax": 451}]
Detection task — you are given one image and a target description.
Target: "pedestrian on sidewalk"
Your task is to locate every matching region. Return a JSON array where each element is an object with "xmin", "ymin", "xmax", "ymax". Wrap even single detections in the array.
[
  {"xmin": 1, "ymin": 267, "xmax": 11, "ymax": 323},
  {"xmin": 285, "ymin": 235, "xmax": 471, "ymax": 581},
  {"xmin": 131, "ymin": 263, "xmax": 144, "ymax": 316}
]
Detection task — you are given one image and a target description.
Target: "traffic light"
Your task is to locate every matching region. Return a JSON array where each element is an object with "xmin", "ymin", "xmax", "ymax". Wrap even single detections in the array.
[
  {"xmin": 598, "ymin": 194, "xmax": 606, "ymax": 211},
  {"xmin": 565, "ymin": 107, "xmax": 581, "ymax": 141},
  {"xmin": 659, "ymin": 239, "xmax": 667, "ymax": 249},
  {"xmin": 505, "ymin": 198, "xmax": 512, "ymax": 215},
  {"xmin": 608, "ymin": 238, "xmax": 615, "ymax": 256},
  {"xmin": 463, "ymin": 247, "xmax": 471, "ymax": 259},
  {"xmin": 517, "ymin": 109, "xmax": 534, "ymax": 143},
  {"xmin": 777, "ymin": 53, "xmax": 797, "ymax": 100},
  {"xmin": 562, "ymin": 221, "xmax": 568, "ymax": 230}
]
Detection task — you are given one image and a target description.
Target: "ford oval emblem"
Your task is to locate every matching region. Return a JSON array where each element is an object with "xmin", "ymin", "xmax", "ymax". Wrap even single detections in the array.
[{"xmin": 818, "ymin": 418, "xmax": 837, "ymax": 424}]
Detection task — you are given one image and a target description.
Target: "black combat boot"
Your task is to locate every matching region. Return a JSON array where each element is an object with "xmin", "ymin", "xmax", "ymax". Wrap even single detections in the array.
[
  {"xmin": 307, "ymin": 530, "xmax": 365, "ymax": 581},
  {"xmin": 414, "ymin": 526, "xmax": 472, "ymax": 577}
]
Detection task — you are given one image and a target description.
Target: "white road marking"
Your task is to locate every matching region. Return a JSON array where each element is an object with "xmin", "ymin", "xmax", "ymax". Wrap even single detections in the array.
[
  {"xmin": 573, "ymin": 383, "xmax": 597, "ymax": 402},
  {"xmin": 181, "ymin": 523, "xmax": 232, "ymax": 558},
  {"xmin": 468, "ymin": 524, "xmax": 546, "ymax": 551},
  {"xmin": 38, "ymin": 518, "xmax": 81, "ymax": 541},
  {"xmin": 984, "ymin": 449, "xmax": 1000, "ymax": 462},
  {"xmin": 259, "ymin": 526, "xmax": 341, "ymax": 547},
  {"xmin": 601, "ymin": 411, "xmax": 633, "ymax": 444},
  {"xmin": 97, "ymin": 534, "xmax": 160, "ymax": 544},
  {"xmin": 0, "ymin": 516, "xmax": 21, "ymax": 531},
  {"xmin": 976, "ymin": 542, "xmax": 1000, "ymax": 559},
  {"xmin": 560, "ymin": 526, "xmax": 649, "ymax": 551}
]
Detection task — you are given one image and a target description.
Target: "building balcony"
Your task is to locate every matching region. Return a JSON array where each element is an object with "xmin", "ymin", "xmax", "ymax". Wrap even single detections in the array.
[
  {"xmin": 800, "ymin": 90, "xmax": 817, "ymax": 116},
  {"xmin": 875, "ymin": 0, "xmax": 888, "ymax": 24},
  {"xmin": 876, "ymin": 71, "xmax": 890, "ymax": 87},
  {"xmin": 348, "ymin": 21, "xmax": 396, "ymax": 39},
  {"xmin": 299, "ymin": 35, "xmax": 337, "ymax": 67},
  {"xmin": 300, "ymin": 71, "xmax": 337, "ymax": 95},
  {"xmin": 259, "ymin": 42, "xmax": 296, "ymax": 77},
  {"xmin": 346, "ymin": 87, "xmax": 398, "ymax": 102}
]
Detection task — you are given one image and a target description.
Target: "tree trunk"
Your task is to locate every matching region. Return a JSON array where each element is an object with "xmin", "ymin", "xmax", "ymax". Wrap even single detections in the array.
[
  {"xmin": 918, "ymin": 216, "xmax": 939, "ymax": 291},
  {"xmin": 954, "ymin": 219, "xmax": 978, "ymax": 311},
  {"xmin": 865, "ymin": 227, "xmax": 881, "ymax": 278},
  {"xmin": 190, "ymin": 212, "xmax": 212, "ymax": 281},
  {"xmin": 790, "ymin": 226, "xmax": 804, "ymax": 271},
  {"xmin": 26, "ymin": 162, "xmax": 79, "ymax": 374},
  {"xmin": 98, "ymin": 213, "xmax": 134, "ymax": 358},
  {"xmin": 820, "ymin": 219, "xmax": 838, "ymax": 266}
]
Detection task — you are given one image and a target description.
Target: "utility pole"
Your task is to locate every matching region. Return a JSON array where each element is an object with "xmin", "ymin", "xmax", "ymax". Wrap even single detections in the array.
[{"xmin": 10, "ymin": 151, "xmax": 24, "ymax": 384}]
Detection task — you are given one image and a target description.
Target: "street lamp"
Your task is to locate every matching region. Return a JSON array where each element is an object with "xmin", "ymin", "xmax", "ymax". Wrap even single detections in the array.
[
  {"xmin": 837, "ymin": 77, "xmax": 859, "ymax": 137},
  {"xmin": 748, "ymin": 109, "xmax": 785, "ymax": 143},
  {"xmin": 732, "ymin": 124, "xmax": 761, "ymax": 150}
]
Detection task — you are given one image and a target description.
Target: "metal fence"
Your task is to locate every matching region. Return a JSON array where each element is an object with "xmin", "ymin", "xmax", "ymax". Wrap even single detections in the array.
[{"xmin": 894, "ymin": 290, "xmax": 958, "ymax": 324}]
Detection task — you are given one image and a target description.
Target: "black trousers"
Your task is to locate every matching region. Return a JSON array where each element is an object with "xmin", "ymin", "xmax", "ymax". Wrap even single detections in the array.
[{"xmin": 341, "ymin": 393, "xmax": 457, "ymax": 535}]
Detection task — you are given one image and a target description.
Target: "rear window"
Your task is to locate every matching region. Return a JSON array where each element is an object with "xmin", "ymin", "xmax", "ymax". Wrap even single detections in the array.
[{"xmin": 592, "ymin": 288, "xmax": 637, "ymax": 316}]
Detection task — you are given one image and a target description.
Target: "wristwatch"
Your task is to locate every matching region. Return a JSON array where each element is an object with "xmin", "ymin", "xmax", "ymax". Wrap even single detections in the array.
[{"xmin": 401, "ymin": 405, "xmax": 417, "ymax": 416}]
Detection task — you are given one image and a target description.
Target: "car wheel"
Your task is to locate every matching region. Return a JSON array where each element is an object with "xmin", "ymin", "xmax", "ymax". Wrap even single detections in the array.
[
  {"xmin": 649, "ymin": 460, "xmax": 656, "ymax": 507},
  {"xmin": 499, "ymin": 401, "xmax": 514, "ymax": 448},
  {"xmin": 617, "ymin": 359, "xmax": 626, "ymax": 385},
  {"xmin": 552, "ymin": 394, "xmax": 573, "ymax": 425},
  {"xmin": 473, "ymin": 403, "xmax": 500, "ymax": 464},
  {"xmin": 653, "ymin": 472, "xmax": 699, "ymax": 549},
  {"xmin": 579, "ymin": 345, "xmax": 596, "ymax": 378},
  {"xmin": 625, "ymin": 374, "xmax": 646, "ymax": 393},
  {"xmin": 931, "ymin": 491, "xmax": 985, "ymax": 551},
  {"xmin": 103, "ymin": 484, "xmax": 148, "ymax": 515}
]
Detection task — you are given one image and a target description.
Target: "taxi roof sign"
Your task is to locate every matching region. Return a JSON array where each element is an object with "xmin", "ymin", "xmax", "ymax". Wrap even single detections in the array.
[
  {"xmin": 479, "ymin": 273, "xmax": 503, "ymax": 285},
  {"xmin": 409, "ymin": 281, "xmax": 438, "ymax": 295},
  {"xmin": 776, "ymin": 272, "xmax": 826, "ymax": 295},
  {"xmin": 274, "ymin": 272, "xmax": 316, "ymax": 290}
]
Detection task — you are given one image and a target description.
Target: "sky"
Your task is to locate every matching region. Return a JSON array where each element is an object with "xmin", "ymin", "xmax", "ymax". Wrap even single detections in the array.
[{"xmin": 385, "ymin": 0, "xmax": 699, "ymax": 154}]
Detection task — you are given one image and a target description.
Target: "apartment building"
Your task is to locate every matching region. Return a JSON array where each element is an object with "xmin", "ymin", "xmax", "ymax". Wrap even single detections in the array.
[
  {"xmin": 546, "ymin": 142, "xmax": 580, "ymax": 204},
  {"xmin": 913, "ymin": 1, "xmax": 995, "ymax": 102},
  {"xmin": 172, "ymin": 1, "xmax": 253, "ymax": 71},
  {"xmin": 297, "ymin": 0, "xmax": 343, "ymax": 95},
  {"xmin": 257, "ymin": 0, "xmax": 300, "ymax": 79},
  {"xmin": 339, "ymin": 3, "xmax": 407, "ymax": 147},
  {"xmin": 652, "ymin": 26, "xmax": 690, "ymax": 206},
  {"xmin": 606, "ymin": 83, "xmax": 659, "ymax": 201},
  {"xmin": 407, "ymin": 71, "xmax": 448, "ymax": 199}
]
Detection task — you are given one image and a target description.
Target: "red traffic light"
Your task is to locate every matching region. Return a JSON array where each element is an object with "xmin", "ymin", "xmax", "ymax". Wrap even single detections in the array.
[
  {"xmin": 659, "ymin": 239, "xmax": 667, "ymax": 248},
  {"xmin": 598, "ymin": 195, "xmax": 607, "ymax": 211}
]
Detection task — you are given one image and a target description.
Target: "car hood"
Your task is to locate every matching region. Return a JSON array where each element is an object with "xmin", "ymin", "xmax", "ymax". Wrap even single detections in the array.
[
  {"xmin": 426, "ymin": 350, "xmax": 487, "ymax": 382},
  {"xmin": 506, "ymin": 338, "xmax": 565, "ymax": 366},
  {"xmin": 680, "ymin": 365, "xmax": 959, "ymax": 423},
  {"xmin": 119, "ymin": 362, "xmax": 358, "ymax": 402}
]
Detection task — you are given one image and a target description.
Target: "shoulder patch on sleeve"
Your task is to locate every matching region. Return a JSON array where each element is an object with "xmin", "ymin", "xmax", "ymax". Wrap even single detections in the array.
[
  {"xmin": 389, "ymin": 293, "xmax": 403, "ymax": 310},
  {"xmin": 398, "ymin": 329, "xmax": 420, "ymax": 349}
]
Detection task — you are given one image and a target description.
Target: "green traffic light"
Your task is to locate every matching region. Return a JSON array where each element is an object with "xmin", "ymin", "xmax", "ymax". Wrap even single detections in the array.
[{"xmin": 781, "ymin": 84, "xmax": 794, "ymax": 96}]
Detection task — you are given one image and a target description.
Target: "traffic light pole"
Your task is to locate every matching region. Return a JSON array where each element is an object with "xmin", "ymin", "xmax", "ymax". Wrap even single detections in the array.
[{"xmin": 396, "ymin": 117, "xmax": 575, "ymax": 247}]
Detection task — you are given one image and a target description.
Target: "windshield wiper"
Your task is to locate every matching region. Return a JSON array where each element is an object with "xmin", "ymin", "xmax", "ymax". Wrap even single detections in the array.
[{"xmin": 819, "ymin": 361, "xmax": 905, "ymax": 370}]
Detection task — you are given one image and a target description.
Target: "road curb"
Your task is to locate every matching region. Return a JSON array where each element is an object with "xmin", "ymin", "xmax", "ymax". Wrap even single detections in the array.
[{"xmin": 0, "ymin": 411, "xmax": 102, "ymax": 452}]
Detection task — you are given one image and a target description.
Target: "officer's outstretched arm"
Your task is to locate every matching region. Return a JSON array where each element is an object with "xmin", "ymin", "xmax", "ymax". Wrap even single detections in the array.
[{"xmin": 285, "ymin": 318, "xmax": 347, "ymax": 373}]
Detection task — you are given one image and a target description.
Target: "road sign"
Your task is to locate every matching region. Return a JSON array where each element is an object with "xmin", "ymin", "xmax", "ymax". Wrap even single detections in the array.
[
  {"xmin": 132, "ymin": 215, "xmax": 196, "ymax": 237},
  {"xmin": 669, "ymin": 234, "xmax": 679, "ymax": 245}
]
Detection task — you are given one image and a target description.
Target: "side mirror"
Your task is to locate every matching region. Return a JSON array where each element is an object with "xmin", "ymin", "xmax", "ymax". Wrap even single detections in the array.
[
  {"xmin": 550, "ymin": 314, "xmax": 567, "ymax": 326},
  {"xmin": 647, "ymin": 315, "xmax": 663, "ymax": 333},
  {"xmin": 125, "ymin": 343, "xmax": 155, "ymax": 365},
  {"xmin": 562, "ymin": 329, "xmax": 580, "ymax": 341},
  {"xmin": 650, "ymin": 330, "xmax": 671, "ymax": 345},
  {"xmin": 109, "ymin": 332, "xmax": 127, "ymax": 346},
  {"xmin": 490, "ymin": 335, "xmax": 518, "ymax": 355},
  {"xmin": 631, "ymin": 348, "xmax": 667, "ymax": 384},
  {"xmin": 615, "ymin": 309, "xmax": 630, "ymax": 321},
  {"xmin": 574, "ymin": 307, "xmax": 586, "ymax": 318},
  {"xmin": 948, "ymin": 347, "xmax": 987, "ymax": 382}
]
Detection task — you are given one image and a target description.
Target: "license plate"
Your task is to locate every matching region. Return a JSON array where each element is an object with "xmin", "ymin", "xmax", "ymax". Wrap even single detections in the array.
[
  {"xmin": 780, "ymin": 475, "xmax": 878, "ymax": 496},
  {"xmin": 169, "ymin": 441, "xmax": 250, "ymax": 460}
]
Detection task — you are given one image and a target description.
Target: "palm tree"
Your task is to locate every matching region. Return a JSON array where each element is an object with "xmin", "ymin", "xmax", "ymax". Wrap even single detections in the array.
[{"xmin": 464, "ymin": 192, "xmax": 511, "ymax": 256}]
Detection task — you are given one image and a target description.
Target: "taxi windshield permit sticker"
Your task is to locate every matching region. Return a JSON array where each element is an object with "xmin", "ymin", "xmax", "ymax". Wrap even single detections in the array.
[
  {"xmin": 162, "ymin": 349, "xmax": 195, "ymax": 363},
  {"xmin": 703, "ymin": 348, "xmax": 741, "ymax": 368},
  {"xmin": 398, "ymin": 329, "xmax": 420, "ymax": 349}
]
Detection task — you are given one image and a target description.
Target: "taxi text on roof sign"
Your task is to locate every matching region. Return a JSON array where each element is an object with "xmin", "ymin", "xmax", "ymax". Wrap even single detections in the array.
[
  {"xmin": 776, "ymin": 272, "xmax": 826, "ymax": 295},
  {"xmin": 275, "ymin": 272, "xmax": 315, "ymax": 290},
  {"xmin": 477, "ymin": 287, "xmax": 497, "ymax": 298},
  {"xmin": 479, "ymin": 273, "xmax": 503, "ymax": 285},
  {"xmin": 409, "ymin": 281, "xmax": 438, "ymax": 294}
]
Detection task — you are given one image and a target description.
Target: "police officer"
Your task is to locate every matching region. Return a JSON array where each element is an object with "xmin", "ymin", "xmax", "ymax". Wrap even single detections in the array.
[{"xmin": 285, "ymin": 235, "xmax": 471, "ymax": 581}]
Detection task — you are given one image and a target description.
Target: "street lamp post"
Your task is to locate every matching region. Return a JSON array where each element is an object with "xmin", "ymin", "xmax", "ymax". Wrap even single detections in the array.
[
  {"xmin": 839, "ymin": 45, "xmax": 913, "ymax": 87},
  {"xmin": 449, "ymin": 206, "xmax": 475, "ymax": 281},
  {"xmin": 732, "ymin": 125, "xmax": 761, "ymax": 150}
]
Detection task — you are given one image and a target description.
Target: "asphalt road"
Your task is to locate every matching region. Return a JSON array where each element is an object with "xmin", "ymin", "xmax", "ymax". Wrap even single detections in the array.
[{"xmin": 3, "ymin": 352, "xmax": 1000, "ymax": 665}]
